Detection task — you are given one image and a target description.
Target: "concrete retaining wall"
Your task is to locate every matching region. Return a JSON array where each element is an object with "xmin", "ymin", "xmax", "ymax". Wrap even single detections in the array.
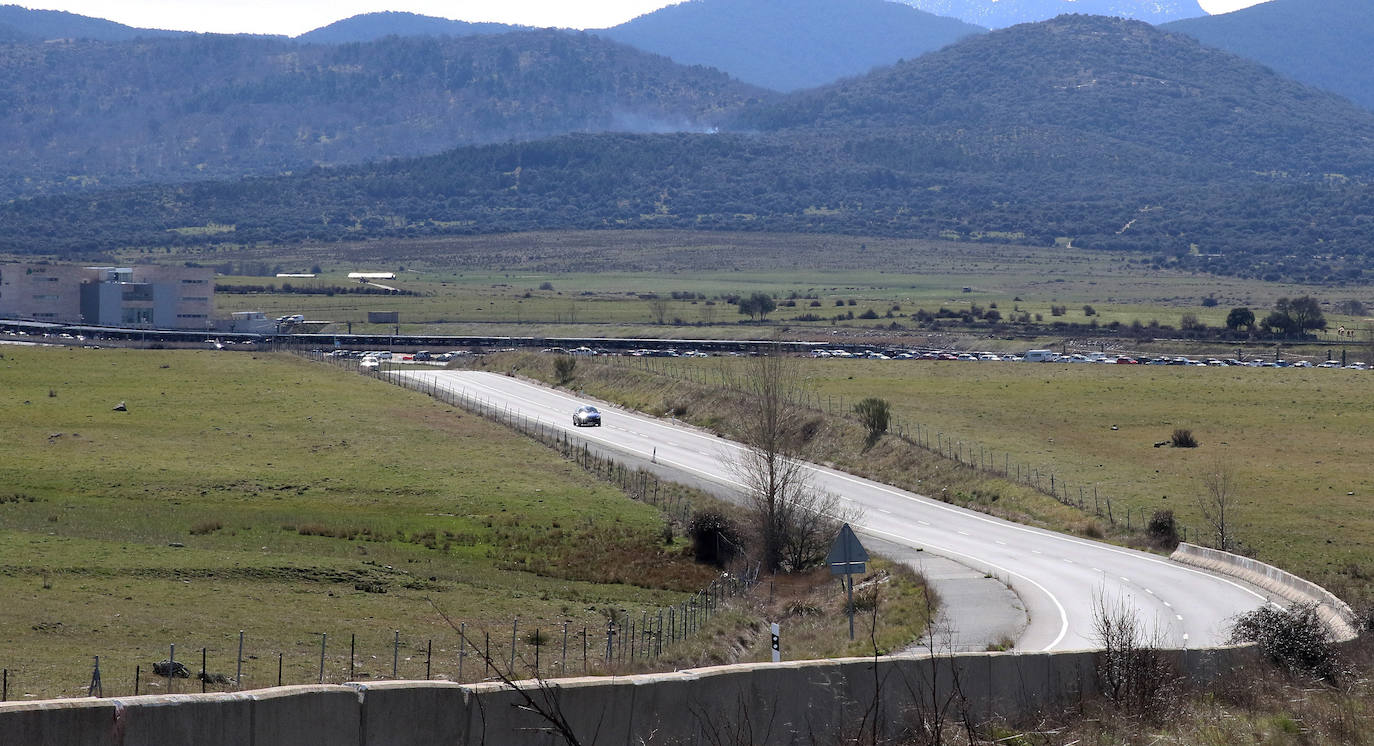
[
  {"xmin": 1171, "ymin": 542, "xmax": 1358, "ymax": 641},
  {"xmin": 0, "ymin": 646, "xmax": 1263, "ymax": 746}
]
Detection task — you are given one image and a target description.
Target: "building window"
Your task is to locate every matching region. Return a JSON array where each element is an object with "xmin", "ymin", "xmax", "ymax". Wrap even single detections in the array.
[
  {"xmin": 31, "ymin": 294, "xmax": 60, "ymax": 301},
  {"xmin": 181, "ymin": 279, "xmax": 206, "ymax": 284},
  {"xmin": 181, "ymin": 297, "xmax": 209, "ymax": 302},
  {"xmin": 122, "ymin": 308, "xmax": 153, "ymax": 324},
  {"xmin": 177, "ymin": 313, "xmax": 207, "ymax": 319}
]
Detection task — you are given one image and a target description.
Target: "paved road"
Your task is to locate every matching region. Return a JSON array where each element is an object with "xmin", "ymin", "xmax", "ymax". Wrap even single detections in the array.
[{"xmin": 394, "ymin": 369, "xmax": 1272, "ymax": 652}]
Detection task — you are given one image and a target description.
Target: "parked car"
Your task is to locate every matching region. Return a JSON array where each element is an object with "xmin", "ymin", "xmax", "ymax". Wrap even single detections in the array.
[{"xmin": 573, "ymin": 405, "xmax": 602, "ymax": 427}]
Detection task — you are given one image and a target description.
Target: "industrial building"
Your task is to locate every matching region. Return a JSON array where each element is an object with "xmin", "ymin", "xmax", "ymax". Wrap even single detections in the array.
[{"xmin": 0, "ymin": 263, "xmax": 214, "ymax": 330}]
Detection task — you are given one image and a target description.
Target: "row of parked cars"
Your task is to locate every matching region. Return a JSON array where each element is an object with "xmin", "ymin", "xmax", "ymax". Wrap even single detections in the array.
[{"xmin": 809, "ymin": 347, "xmax": 1367, "ymax": 368}]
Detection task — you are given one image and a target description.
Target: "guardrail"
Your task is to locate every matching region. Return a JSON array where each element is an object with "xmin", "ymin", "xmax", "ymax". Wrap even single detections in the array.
[{"xmin": 1171, "ymin": 542, "xmax": 1359, "ymax": 641}]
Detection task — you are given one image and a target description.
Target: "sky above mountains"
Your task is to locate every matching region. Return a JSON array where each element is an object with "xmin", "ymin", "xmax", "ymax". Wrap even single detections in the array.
[{"xmin": 19, "ymin": 0, "xmax": 1270, "ymax": 36}]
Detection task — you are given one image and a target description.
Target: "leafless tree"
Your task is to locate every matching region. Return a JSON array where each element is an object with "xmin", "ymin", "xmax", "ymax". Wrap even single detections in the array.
[
  {"xmin": 648, "ymin": 297, "xmax": 671, "ymax": 325},
  {"xmin": 1197, "ymin": 455, "xmax": 1241, "ymax": 551},
  {"xmin": 1091, "ymin": 590, "xmax": 1176, "ymax": 719},
  {"xmin": 728, "ymin": 349, "xmax": 842, "ymax": 572}
]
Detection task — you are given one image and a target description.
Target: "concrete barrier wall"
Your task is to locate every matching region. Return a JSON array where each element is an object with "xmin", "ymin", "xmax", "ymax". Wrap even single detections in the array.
[
  {"xmin": 0, "ymin": 646, "xmax": 1265, "ymax": 746},
  {"xmin": 1171, "ymin": 542, "xmax": 1358, "ymax": 641}
]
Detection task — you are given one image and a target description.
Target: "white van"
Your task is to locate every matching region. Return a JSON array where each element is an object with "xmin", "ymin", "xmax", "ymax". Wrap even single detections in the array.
[{"xmin": 1023, "ymin": 349, "xmax": 1057, "ymax": 362}]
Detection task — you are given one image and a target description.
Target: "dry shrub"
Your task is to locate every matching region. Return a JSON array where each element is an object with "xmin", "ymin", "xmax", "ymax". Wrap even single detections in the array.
[{"xmin": 189, "ymin": 520, "xmax": 223, "ymax": 535}]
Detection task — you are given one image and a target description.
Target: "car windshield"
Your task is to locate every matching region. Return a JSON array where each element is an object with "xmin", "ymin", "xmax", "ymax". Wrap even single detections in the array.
[{"xmin": 579, "ymin": 406, "xmax": 598, "ymax": 413}]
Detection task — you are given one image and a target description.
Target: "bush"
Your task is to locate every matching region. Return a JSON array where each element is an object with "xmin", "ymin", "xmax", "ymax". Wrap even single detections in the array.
[
  {"xmin": 688, "ymin": 510, "xmax": 742, "ymax": 567},
  {"xmin": 552, "ymin": 356, "xmax": 576, "ymax": 384},
  {"xmin": 852, "ymin": 397, "xmax": 891, "ymax": 444},
  {"xmin": 1229, "ymin": 602, "xmax": 1337, "ymax": 681},
  {"xmin": 1171, "ymin": 428, "xmax": 1198, "ymax": 448},
  {"xmin": 1146, "ymin": 510, "xmax": 1178, "ymax": 549}
]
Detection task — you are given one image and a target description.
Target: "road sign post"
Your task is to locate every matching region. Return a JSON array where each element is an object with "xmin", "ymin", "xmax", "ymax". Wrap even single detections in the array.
[
  {"xmin": 826, "ymin": 523, "xmax": 869, "ymax": 640},
  {"xmin": 770, "ymin": 622, "xmax": 781, "ymax": 663}
]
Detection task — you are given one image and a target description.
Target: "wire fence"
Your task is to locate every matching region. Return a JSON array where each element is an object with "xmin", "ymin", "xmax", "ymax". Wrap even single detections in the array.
[
  {"xmin": 0, "ymin": 354, "xmax": 763, "ymax": 702},
  {"xmin": 603, "ymin": 353, "xmax": 1203, "ymax": 544}
]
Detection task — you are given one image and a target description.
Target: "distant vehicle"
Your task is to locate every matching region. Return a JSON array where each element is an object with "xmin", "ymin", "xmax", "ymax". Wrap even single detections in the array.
[
  {"xmin": 276, "ymin": 314, "xmax": 305, "ymax": 325},
  {"xmin": 1023, "ymin": 349, "xmax": 1056, "ymax": 362},
  {"xmin": 573, "ymin": 405, "xmax": 602, "ymax": 427},
  {"xmin": 358, "ymin": 356, "xmax": 380, "ymax": 372}
]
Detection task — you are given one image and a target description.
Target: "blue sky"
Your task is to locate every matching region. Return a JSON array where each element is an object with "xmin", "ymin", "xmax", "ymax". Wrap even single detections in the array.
[{"xmin": 19, "ymin": 0, "xmax": 1272, "ymax": 37}]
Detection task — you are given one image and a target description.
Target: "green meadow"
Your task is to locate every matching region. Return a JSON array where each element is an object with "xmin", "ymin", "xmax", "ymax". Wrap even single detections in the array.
[
  {"xmin": 504, "ymin": 351, "xmax": 1374, "ymax": 603},
  {"xmin": 0, "ymin": 346, "xmax": 711, "ymax": 699},
  {"xmin": 125, "ymin": 230, "xmax": 1372, "ymax": 344}
]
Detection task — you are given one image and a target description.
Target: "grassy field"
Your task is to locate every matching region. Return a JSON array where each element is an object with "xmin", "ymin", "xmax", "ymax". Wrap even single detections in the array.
[
  {"xmin": 0, "ymin": 345, "xmax": 930, "ymax": 700},
  {"xmin": 97, "ymin": 230, "xmax": 1374, "ymax": 346},
  {"xmin": 494, "ymin": 351, "xmax": 1374, "ymax": 607}
]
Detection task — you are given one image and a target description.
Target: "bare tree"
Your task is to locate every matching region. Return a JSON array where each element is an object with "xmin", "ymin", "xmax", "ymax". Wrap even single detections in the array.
[
  {"xmin": 1091, "ymin": 590, "xmax": 1176, "ymax": 718},
  {"xmin": 728, "ymin": 349, "xmax": 840, "ymax": 572},
  {"xmin": 1197, "ymin": 456, "xmax": 1240, "ymax": 551},
  {"xmin": 648, "ymin": 297, "xmax": 670, "ymax": 325}
]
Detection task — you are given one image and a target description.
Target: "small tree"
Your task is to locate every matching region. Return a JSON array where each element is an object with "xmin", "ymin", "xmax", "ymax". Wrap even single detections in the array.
[
  {"xmin": 737, "ymin": 292, "xmax": 777, "ymax": 321},
  {"xmin": 852, "ymin": 397, "xmax": 891, "ymax": 447},
  {"xmin": 1170, "ymin": 428, "xmax": 1198, "ymax": 448},
  {"xmin": 1091, "ymin": 591, "xmax": 1176, "ymax": 719},
  {"xmin": 1226, "ymin": 307, "xmax": 1255, "ymax": 331},
  {"xmin": 647, "ymin": 297, "xmax": 670, "ymax": 325},
  {"xmin": 1198, "ymin": 456, "xmax": 1240, "ymax": 551},
  {"xmin": 552, "ymin": 356, "xmax": 576, "ymax": 384}
]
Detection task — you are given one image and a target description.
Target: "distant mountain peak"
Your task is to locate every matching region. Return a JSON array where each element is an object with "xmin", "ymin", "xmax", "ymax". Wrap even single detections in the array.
[
  {"xmin": 600, "ymin": 0, "xmax": 986, "ymax": 91},
  {"xmin": 296, "ymin": 11, "xmax": 530, "ymax": 43},
  {"xmin": 901, "ymin": 0, "xmax": 1207, "ymax": 28}
]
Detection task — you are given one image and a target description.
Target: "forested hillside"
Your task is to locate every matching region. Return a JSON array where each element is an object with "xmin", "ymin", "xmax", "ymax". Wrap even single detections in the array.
[
  {"xmin": 599, "ymin": 0, "xmax": 985, "ymax": 91},
  {"xmin": 1164, "ymin": 0, "xmax": 1374, "ymax": 111},
  {"xmin": 3, "ymin": 16, "xmax": 1370, "ymax": 283},
  {"xmin": 0, "ymin": 31, "xmax": 768, "ymax": 200}
]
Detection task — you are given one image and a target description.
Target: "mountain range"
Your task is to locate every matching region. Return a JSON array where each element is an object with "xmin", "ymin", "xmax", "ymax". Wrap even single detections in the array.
[{"xmin": 3, "ymin": 15, "xmax": 1369, "ymax": 284}]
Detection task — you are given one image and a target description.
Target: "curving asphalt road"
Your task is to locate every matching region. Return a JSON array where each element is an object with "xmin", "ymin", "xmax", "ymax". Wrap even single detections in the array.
[{"xmin": 394, "ymin": 368, "xmax": 1273, "ymax": 652}]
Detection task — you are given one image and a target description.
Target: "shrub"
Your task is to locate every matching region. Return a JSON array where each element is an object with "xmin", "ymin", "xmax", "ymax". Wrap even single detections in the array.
[
  {"xmin": 852, "ymin": 397, "xmax": 891, "ymax": 445},
  {"xmin": 1146, "ymin": 510, "xmax": 1179, "ymax": 549},
  {"xmin": 1229, "ymin": 602, "xmax": 1337, "ymax": 681},
  {"xmin": 538, "ymin": 281, "xmax": 554, "ymax": 291},
  {"xmin": 688, "ymin": 510, "xmax": 742, "ymax": 566},
  {"xmin": 857, "ymin": 308, "xmax": 879, "ymax": 319},
  {"xmin": 1171, "ymin": 428, "xmax": 1198, "ymax": 448},
  {"xmin": 552, "ymin": 356, "xmax": 576, "ymax": 384},
  {"xmin": 190, "ymin": 520, "xmax": 223, "ymax": 535}
]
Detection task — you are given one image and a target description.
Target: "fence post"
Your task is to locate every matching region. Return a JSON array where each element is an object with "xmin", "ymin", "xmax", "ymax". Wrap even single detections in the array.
[
  {"xmin": 237, "ymin": 630, "xmax": 244, "ymax": 689},
  {"xmin": 426, "ymin": 640, "xmax": 432, "ymax": 680},
  {"xmin": 458, "ymin": 624, "xmax": 466, "ymax": 681},
  {"xmin": 510, "ymin": 618, "xmax": 518, "ymax": 675},
  {"xmin": 318, "ymin": 634, "xmax": 326, "ymax": 684},
  {"xmin": 350, "ymin": 633, "xmax": 356, "ymax": 682},
  {"xmin": 168, "ymin": 644, "xmax": 175, "ymax": 694},
  {"xmin": 393, "ymin": 631, "xmax": 400, "ymax": 679},
  {"xmin": 202, "ymin": 648, "xmax": 208, "ymax": 693}
]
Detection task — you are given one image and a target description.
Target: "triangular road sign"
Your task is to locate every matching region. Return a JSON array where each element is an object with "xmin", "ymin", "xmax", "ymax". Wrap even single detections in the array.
[{"xmin": 827, "ymin": 523, "xmax": 869, "ymax": 575}]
